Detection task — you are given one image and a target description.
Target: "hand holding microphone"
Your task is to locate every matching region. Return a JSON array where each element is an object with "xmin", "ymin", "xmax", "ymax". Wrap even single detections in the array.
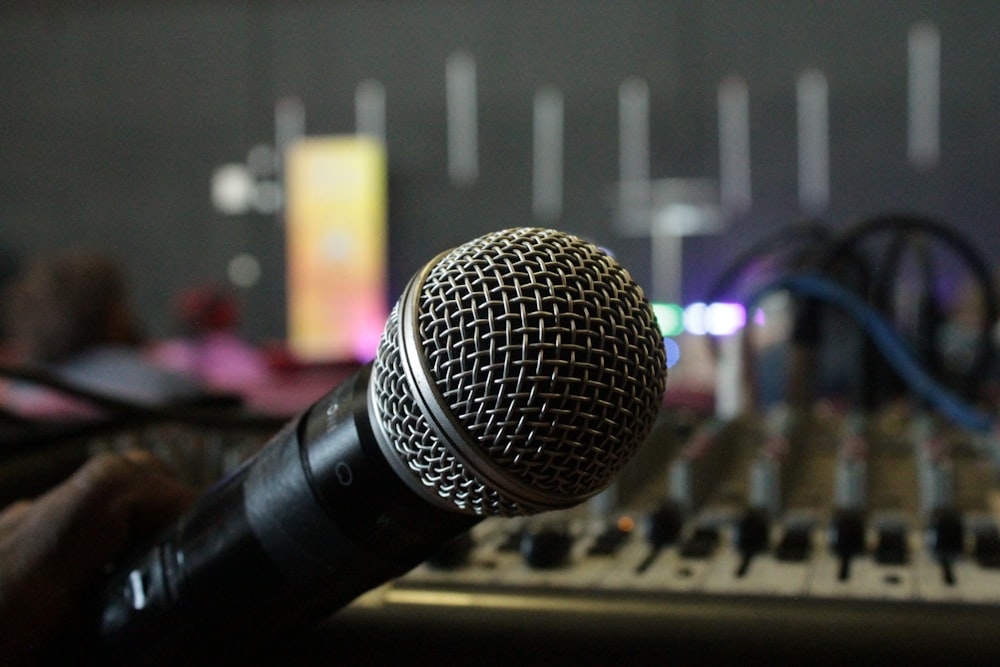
[
  {"xmin": 95, "ymin": 227, "xmax": 668, "ymax": 662},
  {"xmin": 0, "ymin": 450, "xmax": 196, "ymax": 666}
]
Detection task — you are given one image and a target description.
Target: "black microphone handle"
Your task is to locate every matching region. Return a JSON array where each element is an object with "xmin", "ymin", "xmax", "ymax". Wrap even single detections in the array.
[{"xmin": 94, "ymin": 363, "xmax": 480, "ymax": 663}]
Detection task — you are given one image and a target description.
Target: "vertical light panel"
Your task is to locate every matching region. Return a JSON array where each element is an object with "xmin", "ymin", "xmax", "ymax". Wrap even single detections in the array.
[
  {"xmin": 908, "ymin": 21, "xmax": 941, "ymax": 170},
  {"xmin": 717, "ymin": 76, "xmax": 752, "ymax": 216},
  {"xmin": 275, "ymin": 97, "xmax": 306, "ymax": 175},
  {"xmin": 618, "ymin": 77, "xmax": 649, "ymax": 183},
  {"xmin": 446, "ymin": 51, "xmax": 478, "ymax": 187},
  {"xmin": 652, "ymin": 232, "xmax": 683, "ymax": 304},
  {"xmin": 285, "ymin": 136, "xmax": 387, "ymax": 362},
  {"xmin": 797, "ymin": 69, "xmax": 830, "ymax": 214},
  {"xmin": 355, "ymin": 79, "xmax": 387, "ymax": 145},
  {"xmin": 532, "ymin": 86, "xmax": 564, "ymax": 221},
  {"xmin": 618, "ymin": 76, "xmax": 650, "ymax": 201}
]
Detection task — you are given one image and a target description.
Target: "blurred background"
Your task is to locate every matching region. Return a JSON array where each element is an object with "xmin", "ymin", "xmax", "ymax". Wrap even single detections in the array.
[
  {"xmin": 3, "ymin": 1, "xmax": 997, "ymax": 350},
  {"xmin": 4, "ymin": 3, "xmax": 1000, "ymax": 663}
]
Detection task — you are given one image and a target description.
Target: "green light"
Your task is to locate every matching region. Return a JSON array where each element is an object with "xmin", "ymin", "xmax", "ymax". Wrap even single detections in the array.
[{"xmin": 652, "ymin": 302, "xmax": 684, "ymax": 337}]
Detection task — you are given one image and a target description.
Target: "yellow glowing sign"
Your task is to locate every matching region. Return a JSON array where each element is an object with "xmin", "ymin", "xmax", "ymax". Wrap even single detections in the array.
[{"xmin": 285, "ymin": 136, "xmax": 387, "ymax": 362}]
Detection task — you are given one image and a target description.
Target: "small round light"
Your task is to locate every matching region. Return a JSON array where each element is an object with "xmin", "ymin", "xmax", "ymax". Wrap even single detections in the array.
[
  {"xmin": 652, "ymin": 303, "xmax": 684, "ymax": 337},
  {"xmin": 664, "ymin": 337, "xmax": 681, "ymax": 368},
  {"xmin": 705, "ymin": 302, "xmax": 746, "ymax": 336},
  {"xmin": 683, "ymin": 302, "xmax": 708, "ymax": 335},
  {"xmin": 228, "ymin": 253, "xmax": 262, "ymax": 288}
]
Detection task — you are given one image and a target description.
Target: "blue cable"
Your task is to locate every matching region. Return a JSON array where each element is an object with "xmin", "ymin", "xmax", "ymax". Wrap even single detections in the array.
[{"xmin": 747, "ymin": 274, "xmax": 996, "ymax": 434}]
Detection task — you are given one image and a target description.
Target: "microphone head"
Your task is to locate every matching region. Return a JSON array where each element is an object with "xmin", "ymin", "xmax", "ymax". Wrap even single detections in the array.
[{"xmin": 370, "ymin": 228, "xmax": 667, "ymax": 516}]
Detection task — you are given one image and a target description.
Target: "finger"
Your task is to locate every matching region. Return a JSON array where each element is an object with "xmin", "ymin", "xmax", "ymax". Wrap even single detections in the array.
[
  {"xmin": 28, "ymin": 451, "xmax": 197, "ymax": 587},
  {"xmin": 69, "ymin": 449, "xmax": 172, "ymax": 499},
  {"xmin": 62, "ymin": 450, "xmax": 194, "ymax": 521},
  {"xmin": 0, "ymin": 451, "xmax": 197, "ymax": 661},
  {"xmin": 120, "ymin": 447, "xmax": 183, "ymax": 478},
  {"xmin": 0, "ymin": 499, "xmax": 33, "ymax": 533}
]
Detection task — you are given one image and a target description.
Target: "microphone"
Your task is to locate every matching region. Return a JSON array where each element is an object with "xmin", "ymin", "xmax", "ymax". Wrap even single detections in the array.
[{"xmin": 94, "ymin": 227, "xmax": 668, "ymax": 662}]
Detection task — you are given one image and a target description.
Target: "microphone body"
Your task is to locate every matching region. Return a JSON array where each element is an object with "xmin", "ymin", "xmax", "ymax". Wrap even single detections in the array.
[
  {"xmin": 98, "ymin": 365, "xmax": 477, "ymax": 660},
  {"xmin": 90, "ymin": 227, "xmax": 668, "ymax": 662}
]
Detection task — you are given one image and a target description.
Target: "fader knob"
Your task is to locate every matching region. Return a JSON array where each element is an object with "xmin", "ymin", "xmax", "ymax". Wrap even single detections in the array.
[
  {"xmin": 635, "ymin": 502, "xmax": 683, "ymax": 574},
  {"xmin": 520, "ymin": 525, "xmax": 572, "ymax": 569},
  {"xmin": 874, "ymin": 522, "xmax": 908, "ymax": 565},
  {"xmin": 734, "ymin": 508, "xmax": 770, "ymax": 577},
  {"xmin": 829, "ymin": 509, "xmax": 866, "ymax": 581},
  {"xmin": 736, "ymin": 508, "xmax": 770, "ymax": 556},
  {"xmin": 974, "ymin": 523, "xmax": 1000, "ymax": 568},
  {"xmin": 644, "ymin": 501, "xmax": 684, "ymax": 548},
  {"xmin": 426, "ymin": 530, "xmax": 474, "ymax": 570},
  {"xmin": 927, "ymin": 508, "xmax": 964, "ymax": 557},
  {"xmin": 775, "ymin": 523, "xmax": 812, "ymax": 562},
  {"xmin": 829, "ymin": 509, "xmax": 866, "ymax": 558}
]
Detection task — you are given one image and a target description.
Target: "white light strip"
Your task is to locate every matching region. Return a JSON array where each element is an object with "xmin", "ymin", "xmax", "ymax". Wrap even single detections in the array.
[
  {"xmin": 446, "ymin": 51, "xmax": 478, "ymax": 187},
  {"xmin": 532, "ymin": 86, "xmax": 564, "ymax": 221},
  {"xmin": 796, "ymin": 69, "xmax": 830, "ymax": 214},
  {"xmin": 908, "ymin": 21, "xmax": 941, "ymax": 170},
  {"xmin": 717, "ymin": 76, "xmax": 752, "ymax": 216},
  {"xmin": 274, "ymin": 96, "xmax": 306, "ymax": 168},
  {"xmin": 618, "ymin": 77, "xmax": 650, "ymax": 185},
  {"xmin": 355, "ymin": 79, "xmax": 387, "ymax": 145},
  {"xmin": 652, "ymin": 232, "xmax": 683, "ymax": 305},
  {"xmin": 618, "ymin": 77, "xmax": 651, "ymax": 228}
]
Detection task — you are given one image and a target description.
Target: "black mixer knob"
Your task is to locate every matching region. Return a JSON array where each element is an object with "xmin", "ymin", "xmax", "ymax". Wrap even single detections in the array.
[
  {"xmin": 634, "ymin": 502, "xmax": 684, "ymax": 574},
  {"xmin": 733, "ymin": 508, "xmax": 770, "ymax": 577},
  {"xmin": 426, "ymin": 530, "xmax": 474, "ymax": 570},
  {"xmin": 974, "ymin": 523, "xmax": 1000, "ymax": 568},
  {"xmin": 927, "ymin": 508, "xmax": 964, "ymax": 557},
  {"xmin": 926, "ymin": 508, "xmax": 964, "ymax": 586},
  {"xmin": 874, "ymin": 522, "xmax": 909, "ymax": 565},
  {"xmin": 736, "ymin": 508, "xmax": 770, "ymax": 557},
  {"xmin": 588, "ymin": 518, "xmax": 634, "ymax": 556},
  {"xmin": 520, "ymin": 525, "xmax": 573, "ymax": 569},
  {"xmin": 829, "ymin": 509, "xmax": 866, "ymax": 581},
  {"xmin": 680, "ymin": 526, "xmax": 720, "ymax": 559},
  {"xmin": 829, "ymin": 509, "xmax": 866, "ymax": 558},
  {"xmin": 644, "ymin": 501, "xmax": 684, "ymax": 549},
  {"xmin": 775, "ymin": 523, "xmax": 812, "ymax": 562}
]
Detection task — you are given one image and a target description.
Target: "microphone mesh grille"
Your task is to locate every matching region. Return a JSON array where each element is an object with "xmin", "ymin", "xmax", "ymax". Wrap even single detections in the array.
[{"xmin": 372, "ymin": 228, "xmax": 667, "ymax": 516}]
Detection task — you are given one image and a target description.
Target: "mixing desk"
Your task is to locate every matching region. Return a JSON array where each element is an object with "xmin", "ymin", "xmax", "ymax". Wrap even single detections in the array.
[{"xmin": 301, "ymin": 408, "xmax": 1000, "ymax": 665}]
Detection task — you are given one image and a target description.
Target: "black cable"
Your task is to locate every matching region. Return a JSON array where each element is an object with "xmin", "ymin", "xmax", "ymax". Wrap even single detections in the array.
[
  {"xmin": 700, "ymin": 219, "xmax": 837, "ymax": 389},
  {"xmin": 702, "ymin": 219, "xmax": 832, "ymax": 305},
  {"xmin": 815, "ymin": 213, "xmax": 998, "ymax": 402}
]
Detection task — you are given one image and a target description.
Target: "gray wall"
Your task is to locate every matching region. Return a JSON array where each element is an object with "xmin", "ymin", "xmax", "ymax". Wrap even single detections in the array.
[{"xmin": 1, "ymin": 1, "xmax": 997, "ymax": 342}]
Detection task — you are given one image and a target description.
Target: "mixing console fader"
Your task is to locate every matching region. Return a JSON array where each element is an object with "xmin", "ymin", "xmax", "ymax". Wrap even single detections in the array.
[{"xmin": 311, "ymin": 409, "xmax": 1000, "ymax": 664}]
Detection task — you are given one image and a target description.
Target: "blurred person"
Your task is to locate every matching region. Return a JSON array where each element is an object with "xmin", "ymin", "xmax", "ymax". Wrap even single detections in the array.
[
  {"xmin": 0, "ymin": 448, "xmax": 196, "ymax": 665},
  {"xmin": 1, "ymin": 250, "xmax": 207, "ymax": 417}
]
